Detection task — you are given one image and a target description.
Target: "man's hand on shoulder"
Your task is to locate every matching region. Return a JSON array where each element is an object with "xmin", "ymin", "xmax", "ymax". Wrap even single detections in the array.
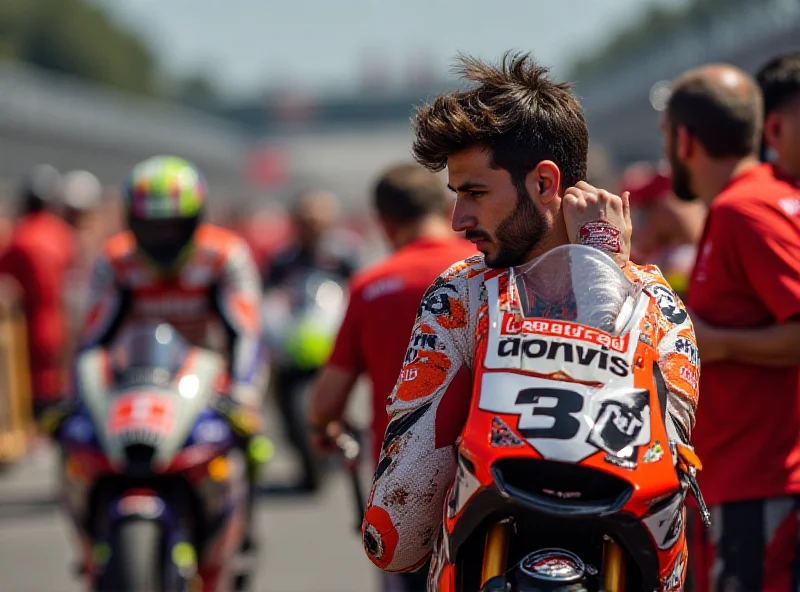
[{"xmin": 562, "ymin": 181, "xmax": 632, "ymax": 267}]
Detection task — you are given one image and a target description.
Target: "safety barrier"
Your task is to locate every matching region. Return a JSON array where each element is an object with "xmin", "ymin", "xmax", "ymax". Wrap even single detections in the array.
[{"xmin": 0, "ymin": 275, "xmax": 33, "ymax": 463}]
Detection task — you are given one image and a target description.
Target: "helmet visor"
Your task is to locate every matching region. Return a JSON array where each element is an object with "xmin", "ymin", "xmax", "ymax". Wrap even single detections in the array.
[{"xmin": 129, "ymin": 216, "xmax": 199, "ymax": 269}]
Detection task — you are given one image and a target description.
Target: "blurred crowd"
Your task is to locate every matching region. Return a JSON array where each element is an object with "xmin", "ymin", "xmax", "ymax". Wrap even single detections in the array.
[
  {"xmin": 0, "ymin": 157, "xmax": 708, "ymax": 310},
  {"xmin": 0, "ymin": 47, "xmax": 797, "ymax": 592},
  {"xmin": 0, "ymin": 154, "xmax": 710, "ymax": 386}
]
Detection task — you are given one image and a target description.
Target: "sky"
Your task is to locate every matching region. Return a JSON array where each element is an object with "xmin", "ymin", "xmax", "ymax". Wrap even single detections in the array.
[{"xmin": 100, "ymin": 0, "xmax": 688, "ymax": 99}]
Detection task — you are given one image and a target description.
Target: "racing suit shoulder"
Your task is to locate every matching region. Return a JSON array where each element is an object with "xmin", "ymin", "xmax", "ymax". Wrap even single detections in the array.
[
  {"xmin": 102, "ymin": 231, "xmax": 137, "ymax": 266},
  {"xmin": 192, "ymin": 224, "xmax": 261, "ymax": 305},
  {"xmin": 626, "ymin": 262, "xmax": 699, "ymax": 439},
  {"xmin": 407, "ymin": 254, "xmax": 487, "ymax": 373},
  {"xmin": 193, "ymin": 223, "xmax": 245, "ymax": 261},
  {"xmin": 440, "ymin": 254, "xmax": 487, "ymax": 281}
]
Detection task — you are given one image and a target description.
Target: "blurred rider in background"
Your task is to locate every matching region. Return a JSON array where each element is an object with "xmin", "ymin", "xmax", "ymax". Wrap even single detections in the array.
[{"xmin": 59, "ymin": 155, "xmax": 267, "ymax": 551}]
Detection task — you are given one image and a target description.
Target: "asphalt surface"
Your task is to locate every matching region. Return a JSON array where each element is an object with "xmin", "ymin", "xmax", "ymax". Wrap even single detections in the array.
[{"xmin": 0, "ymin": 386, "xmax": 380, "ymax": 592}]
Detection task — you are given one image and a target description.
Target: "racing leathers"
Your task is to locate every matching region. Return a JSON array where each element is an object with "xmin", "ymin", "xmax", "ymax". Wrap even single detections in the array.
[
  {"xmin": 81, "ymin": 223, "xmax": 263, "ymax": 418},
  {"xmin": 362, "ymin": 255, "xmax": 700, "ymax": 580}
]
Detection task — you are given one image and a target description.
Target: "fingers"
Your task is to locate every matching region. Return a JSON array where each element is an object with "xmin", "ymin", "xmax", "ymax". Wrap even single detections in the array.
[
  {"xmin": 562, "ymin": 188, "xmax": 585, "ymax": 209},
  {"xmin": 599, "ymin": 189, "xmax": 623, "ymax": 214},
  {"xmin": 564, "ymin": 184, "xmax": 623, "ymax": 216},
  {"xmin": 621, "ymin": 191, "xmax": 631, "ymax": 228}
]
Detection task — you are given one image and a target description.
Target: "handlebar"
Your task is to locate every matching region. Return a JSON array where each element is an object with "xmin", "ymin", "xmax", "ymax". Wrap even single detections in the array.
[{"xmin": 327, "ymin": 421, "xmax": 366, "ymax": 534}]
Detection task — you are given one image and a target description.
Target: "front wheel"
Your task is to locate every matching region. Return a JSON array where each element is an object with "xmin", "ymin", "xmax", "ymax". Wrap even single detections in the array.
[{"xmin": 97, "ymin": 520, "xmax": 187, "ymax": 592}]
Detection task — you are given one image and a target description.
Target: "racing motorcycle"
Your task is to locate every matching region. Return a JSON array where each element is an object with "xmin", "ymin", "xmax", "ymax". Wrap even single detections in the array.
[
  {"xmin": 56, "ymin": 323, "xmax": 253, "ymax": 591},
  {"xmin": 432, "ymin": 245, "xmax": 708, "ymax": 592}
]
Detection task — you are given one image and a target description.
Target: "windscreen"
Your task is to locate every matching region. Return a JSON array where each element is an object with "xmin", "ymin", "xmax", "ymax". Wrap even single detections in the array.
[
  {"xmin": 109, "ymin": 323, "xmax": 191, "ymax": 387},
  {"xmin": 510, "ymin": 245, "xmax": 639, "ymax": 336}
]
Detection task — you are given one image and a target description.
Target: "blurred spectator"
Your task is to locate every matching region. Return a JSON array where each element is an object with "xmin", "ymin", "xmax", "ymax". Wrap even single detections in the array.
[
  {"xmin": 620, "ymin": 161, "xmax": 706, "ymax": 297},
  {"xmin": 308, "ymin": 162, "xmax": 476, "ymax": 592},
  {"xmin": 263, "ymin": 189, "xmax": 361, "ymax": 290},
  {"xmin": 0, "ymin": 202, "xmax": 14, "ymax": 256},
  {"xmin": 620, "ymin": 161, "xmax": 670, "ymax": 261},
  {"xmin": 757, "ymin": 51, "xmax": 800, "ymax": 180},
  {"xmin": 60, "ymin": 170, "xmax": 106, "ymax": 273},
  {"xmin": 59, "ymin": 170, "xmax": 106, "ymax": 361},
  {"xmin": 233, "ymin": 201, "xmax": 293, "ymax": 272},
  {"xmin": 664, "ymin": 64, "xmax": 800, "ymax": 590},
  {"xmin": 0, "ymin": 165, "xmax": 76, "ymax": 418},
  {"xmin": 264, "ymin": 189, "xmax": 362, "ymax": 492},
  {"xmin": 62, "ymin": 170, "xmax": 103, "ymax": 230},
  {"xmin": 642, "ymin": 196, "xmax": 705, "ymax": 298}
]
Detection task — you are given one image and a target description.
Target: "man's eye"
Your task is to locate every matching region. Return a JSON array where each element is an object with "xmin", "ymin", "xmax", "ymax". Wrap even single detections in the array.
[{"xmin": 468, "ymin": 190, "xmax": 485, "ymax": 198}]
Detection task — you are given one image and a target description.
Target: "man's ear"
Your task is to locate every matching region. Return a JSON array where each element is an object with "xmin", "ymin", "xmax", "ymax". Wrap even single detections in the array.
[
  {"xmin": 676, "ymin": 124, "xmax": 694, "ymax": 161},
  {"xmin": 763, "ymin": 112, "xmax": 782, "ymax": 150},
  {"xmin": 525, "ymin": 161, "xmax": 561, "ymax": 205},
  {"xmin": 378, "ymin": 215, "xmax": 394, "ymax": 240}
]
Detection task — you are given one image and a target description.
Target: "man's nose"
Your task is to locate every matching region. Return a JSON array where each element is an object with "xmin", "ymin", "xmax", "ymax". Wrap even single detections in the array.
[{"xmin": 451, "ymin": 200, "xmax": 476, "ymax": 233}]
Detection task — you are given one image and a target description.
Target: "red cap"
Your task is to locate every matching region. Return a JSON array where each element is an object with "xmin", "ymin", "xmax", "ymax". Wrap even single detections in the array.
[{"xmin": 619, "ymin": 161, "xmax": 672, "ymax": 206}]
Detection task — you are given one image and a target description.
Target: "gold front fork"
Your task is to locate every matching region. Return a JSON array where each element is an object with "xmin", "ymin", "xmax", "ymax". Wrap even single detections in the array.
[
  {"xmin": 602, "ymin": 536, "xmax": 627, "ymax": 592},
  {"xmin": 480, "ymin": 519, "xmax": 512, "ymax": 587}
]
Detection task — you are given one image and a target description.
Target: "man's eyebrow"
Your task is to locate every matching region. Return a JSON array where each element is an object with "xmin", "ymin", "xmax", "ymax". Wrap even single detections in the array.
[{"xmin": 447, "ymin": 182, "xmax": 488, "ymax": 193}]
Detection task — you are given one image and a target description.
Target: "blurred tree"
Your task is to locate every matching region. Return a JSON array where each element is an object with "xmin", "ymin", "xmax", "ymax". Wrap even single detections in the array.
[
  {"xmin": 0, "ymin": 0, "xmax": 157, "ymax": 95},
  {"xmin": 173, "ymin": 70, "xmax": 222, "ymax": 110},
  {"xmin": 568, "ymin": 0, "xmax": 753, "ymax": 84}
]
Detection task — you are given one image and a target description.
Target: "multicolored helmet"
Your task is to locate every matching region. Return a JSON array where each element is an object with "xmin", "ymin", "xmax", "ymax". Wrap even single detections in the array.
[
  {"xmin": 124, "ymin": 155, "xmax": 206, "ymax": 219},
  {"xmin": 122, "ymin": 156, "xmax": 207, "ymax": 269}
]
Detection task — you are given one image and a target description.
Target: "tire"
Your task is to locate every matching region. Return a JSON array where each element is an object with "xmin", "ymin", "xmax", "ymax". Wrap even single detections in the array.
[{"xmin": 100, "ymin": 520, "xmax": 162, "ymax": 592}]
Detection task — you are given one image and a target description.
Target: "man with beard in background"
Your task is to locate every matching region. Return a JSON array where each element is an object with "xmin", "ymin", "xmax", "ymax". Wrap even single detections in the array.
[{"xmin": 663, "ymin": 63, "xmax": 800, "ymax": 591}]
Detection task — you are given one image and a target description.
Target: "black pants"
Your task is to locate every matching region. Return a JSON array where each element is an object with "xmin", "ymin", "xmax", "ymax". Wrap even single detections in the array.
[
  {"xmin": 689, "ymin": 496, "xmax": 800, "ymax": 591},
  {"xmin": 273, "ymin": 366, "xmax": 320, "ymax": 491}
]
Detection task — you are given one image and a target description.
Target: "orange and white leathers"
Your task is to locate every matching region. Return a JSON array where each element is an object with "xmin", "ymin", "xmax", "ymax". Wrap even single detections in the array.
[
  {"xmin": 80, "ymin": 223, "xmax": 264, "ymax": 405},
  {"xmin": 362, "ymin": 254, "xmax": 699, "ymax": 587}
]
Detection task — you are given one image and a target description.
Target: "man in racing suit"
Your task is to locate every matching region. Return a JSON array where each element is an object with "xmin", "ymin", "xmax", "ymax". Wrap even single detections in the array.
[
  {"xmin": 361, "ymin": 52, "xmax": 700, "ymax": 590},
  {"xmin": 78, "ymin": 156, "xmax": 265, "ymax": 548}
]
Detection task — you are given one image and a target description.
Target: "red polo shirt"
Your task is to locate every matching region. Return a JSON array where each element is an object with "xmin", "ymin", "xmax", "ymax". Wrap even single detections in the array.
[
  {"xmin": 687, "ymin": 163, "xmax": 800, "ymax": 506},
  {"xmin": 327, "ymin": 237, "xmax": 476, "ymax": 465},
  {"xmin": 0, "ymin": 212, "xmax": 76, "ymax": 402}
]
